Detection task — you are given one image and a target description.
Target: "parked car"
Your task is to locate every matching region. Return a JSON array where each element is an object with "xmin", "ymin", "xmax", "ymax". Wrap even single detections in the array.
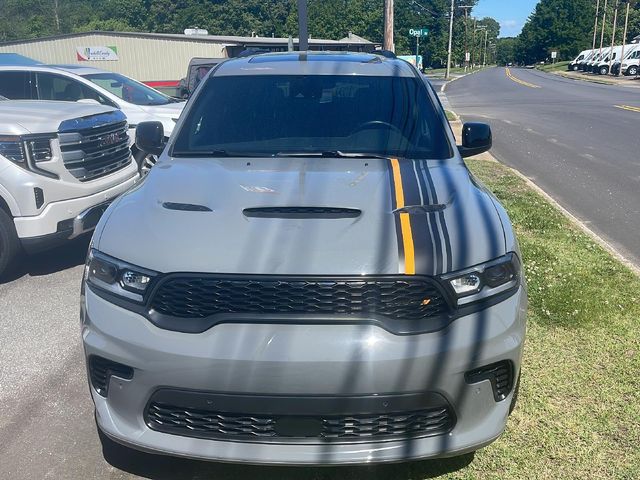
[
  {"xmin": 0, "ymin": 64, "xmax": 186, "ymax": 174},
  {"xmin": 82, "ymin": 51, "xmax": 527, "ymax": 465},
  {"xmin": 568, "ymin": 49, "xmax": 594, "ymax": 71},
  {"xmin": 0, "ymin": 98, "xmax": 139, "ymax": 276},
  {"xmin": 178, "ymin": 57, "xmax": 226, "ymax": 98},
  {"xmin": 611, "ymin": 44, "xmax": 640, "ymax": 75},
  {"xmin": 582, "ymin": 48, "xmax": 609, "ymax": 72}
]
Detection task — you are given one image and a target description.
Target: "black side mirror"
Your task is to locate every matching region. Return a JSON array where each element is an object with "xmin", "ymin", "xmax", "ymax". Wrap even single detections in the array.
[
  {"xmin": 458, "ymin": 122, "xmax": 492, "ymax": 158},
  {"xmin": 135, "ymin": 121, "xmax": 165, "ymax": 156}
]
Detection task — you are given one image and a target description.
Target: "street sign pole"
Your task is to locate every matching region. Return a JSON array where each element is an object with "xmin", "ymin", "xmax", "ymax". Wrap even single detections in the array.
[{"xmin": 416, "ymin": 34, "xmax": 419, "ymax": 70}]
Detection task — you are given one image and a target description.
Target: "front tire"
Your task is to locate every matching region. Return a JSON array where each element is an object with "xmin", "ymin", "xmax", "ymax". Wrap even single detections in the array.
[
  {"xmin": 628, "ymin": 65, "xmax": 638, "ymax": 76},
  {"xmin": 0, "ymin": 208, "xmax": 20, "ymax": 278},
  {"xmin": 599, "ymin": 66, "xmax": 609, "ymax": 75}
]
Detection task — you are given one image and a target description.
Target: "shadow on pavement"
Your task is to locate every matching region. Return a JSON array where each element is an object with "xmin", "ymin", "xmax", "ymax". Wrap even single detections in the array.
[
  {"xmin": 101, "ymin": 433, "xmax": 475, "ymax": 480},
  {"xmin": 1, "ymin": 233, "xmax": 91, "ymax": 284}
]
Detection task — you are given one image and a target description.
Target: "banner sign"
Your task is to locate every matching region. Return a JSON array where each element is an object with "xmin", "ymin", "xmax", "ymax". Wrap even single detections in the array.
[{"xmin": 76, "ymin": 46, "xmax": 119, "ymax": 61}]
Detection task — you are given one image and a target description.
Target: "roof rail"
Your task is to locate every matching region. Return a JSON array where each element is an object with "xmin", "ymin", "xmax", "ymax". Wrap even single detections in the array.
[
  {"xmin": 376, "ymin": 50, "xmax": 397, "ymax": 59},
  {"xmin": 236, "ymin": 48, "xmax": 271, "ymax": 58}
]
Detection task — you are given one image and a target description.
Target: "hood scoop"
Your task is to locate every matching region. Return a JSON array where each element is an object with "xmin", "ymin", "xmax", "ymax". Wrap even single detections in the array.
[
  {"xmin": 162, "ymin": 202, "xmax": 212, "ymax": 212},
  {"xmin": 394, "ymin": 204, "xmax": 447, "ymax": 214},
  {"xmin": 243, "ymin": 207, "xmax": 361, "ymax": 219}
]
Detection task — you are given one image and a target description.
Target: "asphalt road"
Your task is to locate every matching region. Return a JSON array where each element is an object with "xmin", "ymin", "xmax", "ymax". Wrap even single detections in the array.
[
  {"xmin": 0, "ymin": 242, "xmax": 472, "ymax": 478},
  {"xmin": 447, "ymin": 67, "xmax": 640, "ymax": 267}
]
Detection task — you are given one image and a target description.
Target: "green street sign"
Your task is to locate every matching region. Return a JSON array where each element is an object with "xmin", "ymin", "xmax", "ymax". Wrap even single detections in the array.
[{"xmin": 409, "ymin": 28, "xmax": 429, "ymax": 37}]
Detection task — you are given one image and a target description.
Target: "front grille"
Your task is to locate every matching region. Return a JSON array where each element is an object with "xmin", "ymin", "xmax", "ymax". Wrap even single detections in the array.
[
  {"xmin": 89, "ymin": 355, "xmax": 134, "ymax": 397},
  {"xmin": 150, "ymin": 277, "xmax": 449, "ymax": 321},
  {"xmin": 59, "ymin": 120, "xmax": 131, "ymax": 181},
  {"xmin": 146, "ymin": 403, "xmax": 454, "ymax": 442}
]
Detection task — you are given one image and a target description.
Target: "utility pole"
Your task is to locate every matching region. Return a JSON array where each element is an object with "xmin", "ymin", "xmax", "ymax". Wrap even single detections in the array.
[
  {"xmin": 608, "ymin": 0, "xmax": 619, "ymax": 73},
  {"xmin": 384, "ymin": 0, "xmax": 394, "ymax": 52},
  {"xmin": 483, "ymin": 28, "xmax": 488, "ymax": 66},
  {"xmin": 445, "ymin": 0, "xmax": 454, "ymax": 79},
  {"xmin": 297, "ymin": 0, "xmax": 308, "ymax": 51},
  {"xmin": 599, "ymin": 0, "xmax": 608, "ymax": 56},
  {"xmin": 471, "ymin": 18, "xmax": 477, "ymax": 68},
  {"xmin": 619, "ymin": 0, "xmax": 631, "ymax": 74},
  {"xmin": 592, "ymin": 0, "xmax": 601, "ymax": 50},
  {"xmin": 459, "ymin": 5, "xmax": 473, "ymax": 72}
]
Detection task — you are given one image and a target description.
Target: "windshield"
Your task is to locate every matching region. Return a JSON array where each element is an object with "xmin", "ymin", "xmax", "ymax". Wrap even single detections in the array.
[
  {"xmin": 83, "ymin": 72, "xmax": 174, "ymax": 106},
  {"xmin": 173, "ymin": 74, "xmax": 452, "ymax": 159}
]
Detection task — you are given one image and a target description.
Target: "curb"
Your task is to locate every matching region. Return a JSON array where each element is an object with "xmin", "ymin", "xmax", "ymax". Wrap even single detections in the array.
[
  {"xmin": 448, "ymin": 113, "xmax": 640, "ymax": 277},
  {"xmin": 553, "ymin": 71, "xmax": 640, "ymax": 88}
]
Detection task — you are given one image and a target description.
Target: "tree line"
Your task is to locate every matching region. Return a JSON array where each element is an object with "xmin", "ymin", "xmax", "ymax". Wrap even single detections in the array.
[
  {"xmin": 0, "ymin": 0, "xmax": 500, "ymax": 68},
  {"xmin": 497, "ymin": 0, "xmax": 640, "ymax": 65}
]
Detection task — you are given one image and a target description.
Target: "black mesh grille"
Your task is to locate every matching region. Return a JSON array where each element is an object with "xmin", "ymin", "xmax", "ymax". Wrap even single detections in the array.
[
  {"xmin": 89, "ymin": 355, "xmax": 133, "ymax": 397},
  {"xmin": 146, "ymin": 403, "xmax": 454, "ymax": 441},
  {"xmin": 150, "ymin": 277, "xmax": 449, "ymax": 320},
  {"xmin": 465, "ymin": 361, "xmax": 514, "ymax": 401}
]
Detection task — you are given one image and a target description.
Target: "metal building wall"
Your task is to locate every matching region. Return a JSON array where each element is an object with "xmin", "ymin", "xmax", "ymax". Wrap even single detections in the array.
[{"xmin": 0, "ymin": 33, "xmax": 227, "ymax": 81}]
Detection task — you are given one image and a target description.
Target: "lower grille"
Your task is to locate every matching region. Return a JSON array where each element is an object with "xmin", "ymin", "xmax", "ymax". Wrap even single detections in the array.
[
  {"xmin": 146, "ymin": 403, "xmax": 455, "ymax": 442},
  {"xmin": 465, "ymin": 360, "xmax": 514, "ymax": 401},
  {"xmin": 89, "ymin": 355, "xmax": 133, "ymax": 397},
  {"xmin": 150, "ymin": 276, "xmax": 449, "ymax": 321}
]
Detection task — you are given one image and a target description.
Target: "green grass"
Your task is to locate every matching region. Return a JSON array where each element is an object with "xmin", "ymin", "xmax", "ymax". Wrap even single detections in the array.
[
  {"xmin": 536, "ymin": 61, "xmax": 571, "ymax": 72},
  {"xmin": 445, "ymin": 110, "xmax": 458, "ymax": 122}
]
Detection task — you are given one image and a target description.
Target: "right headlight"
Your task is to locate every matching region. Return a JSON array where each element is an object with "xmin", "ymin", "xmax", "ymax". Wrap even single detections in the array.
[
  {"xmin": 84, "ymin": 249, "xmax": 158, "ymax": 303},
  {"xmin": 440, "ymin": 253, "xmax": 521, "ymax": 306}
]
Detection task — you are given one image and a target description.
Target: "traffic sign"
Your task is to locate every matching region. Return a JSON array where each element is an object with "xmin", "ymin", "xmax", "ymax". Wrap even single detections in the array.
[
  {"xmin": 551, "ymin": 51, "xmax": 557, "ymax": 59},
  {"xmin": 409, "ymin": 28, "xmax": 429, "ymax": 37}
]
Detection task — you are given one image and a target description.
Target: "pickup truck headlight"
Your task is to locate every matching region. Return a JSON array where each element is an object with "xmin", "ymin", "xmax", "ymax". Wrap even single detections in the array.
[
  {"xmin": 0, "ymin": 135, "xmax": 26, "ymax": 165},
  {"xmin": 85, "ymin": 249, "xmax": 157, "ymax": 303},
  {"xmin": 441, "ymin": 253, "xmax": 521, "ymax": 306}
]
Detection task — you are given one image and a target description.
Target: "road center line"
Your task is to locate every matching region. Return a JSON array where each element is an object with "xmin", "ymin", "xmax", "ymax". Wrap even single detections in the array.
[
  {"xmin": 505, "ymin": 67, "xmax": 541, "ymax": 89},
  {"xmin": 614, "ymin": 105, "xmax": 640, "ymax": 113}
]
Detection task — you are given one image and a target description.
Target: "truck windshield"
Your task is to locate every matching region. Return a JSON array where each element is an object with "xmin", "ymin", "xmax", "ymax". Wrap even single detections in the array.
[
  {"xmin": 83, "ymin": 72, "xmax": 174, "ymax": 106},
  {"xmin": 172, "ymin": 74, "xmax": 452, "ymax": 159}
]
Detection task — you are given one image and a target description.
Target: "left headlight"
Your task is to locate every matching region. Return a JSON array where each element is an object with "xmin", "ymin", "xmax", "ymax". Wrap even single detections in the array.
[
  {"xmin": 84, "ymin": 249, "xmax": 158, "ymax": 303},
  {"xmin": 440, "ymin": 253, "xmax": 521, "ymax": 306}
]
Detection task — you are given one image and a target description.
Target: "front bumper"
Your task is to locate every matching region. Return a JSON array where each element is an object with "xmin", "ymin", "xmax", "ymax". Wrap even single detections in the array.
[
  {"xmin": 15, "ymin": 171, "xmax": 138, "ymax": 251},
  {"xmin": 82, "ymin": 285, "xmax": 527, "ymax": 465}
]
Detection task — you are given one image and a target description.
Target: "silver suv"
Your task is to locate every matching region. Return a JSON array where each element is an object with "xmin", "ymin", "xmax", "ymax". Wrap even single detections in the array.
[{"xmin": 82, "ymin": 52, "xmax": 527, "ymax": 465}]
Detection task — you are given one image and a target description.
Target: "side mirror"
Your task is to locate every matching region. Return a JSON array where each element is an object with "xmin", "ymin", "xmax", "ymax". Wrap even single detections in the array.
[
  {"xmin": 135, "ymin": 121, "xmax": 165, "ymax": 156},
  {"xmin": 458, "ymin": 122, "xmax": 492, "ymax": 158}
]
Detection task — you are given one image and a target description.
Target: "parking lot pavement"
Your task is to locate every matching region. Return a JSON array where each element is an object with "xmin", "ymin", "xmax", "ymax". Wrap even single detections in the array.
[{"xmin": 0, "ymin": 239, "xmax": 473, "ymax": 478}]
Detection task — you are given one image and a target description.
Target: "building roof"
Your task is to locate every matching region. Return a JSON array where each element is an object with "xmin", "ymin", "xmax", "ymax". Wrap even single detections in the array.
[{"xmin": 0, "ymin": 30, "xmax": 378, "ymax": 48}]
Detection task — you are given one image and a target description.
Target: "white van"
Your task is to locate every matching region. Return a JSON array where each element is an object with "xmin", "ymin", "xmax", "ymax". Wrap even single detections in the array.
[
  {"xmin": 0, "ymin": 65, "xmax": 186, "ymax": 174},
  {"xmin": 595, "ymin": 44, "xmax": 635, "ymax": 75},
  {"xmin": 619, "ymin": 45, "xmax": 640, "ymax": 76},
  {"xmin": 582, "ymin": 47, "xmax": 610, "ymax": 72},
  {"xmin": 568, "ymin": 49, "xmax": 593, "ymax": 71}
]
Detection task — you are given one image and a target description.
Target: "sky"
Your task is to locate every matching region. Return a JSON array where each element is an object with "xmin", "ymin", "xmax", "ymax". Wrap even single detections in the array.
[{"xmin": 473, "ymin": 0, "xmax": 539, "ymax": 38}]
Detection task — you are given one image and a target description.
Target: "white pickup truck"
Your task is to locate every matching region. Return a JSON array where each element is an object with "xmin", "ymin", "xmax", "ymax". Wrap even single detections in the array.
[{"xmin": 0, "ymin": 97, "xmax": 139, "ymax": 276}]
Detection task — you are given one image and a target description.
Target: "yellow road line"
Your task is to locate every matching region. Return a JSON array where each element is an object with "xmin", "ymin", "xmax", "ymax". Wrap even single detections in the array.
[
  {"xmin": 390, "ymin": 158, "xmax": 416, "ymax": 275},
  {"xmin": 505, "ymin": 67, "xmax": 541, "ymax": 89},
  {"xmin": 614, "ymin": 104, "xmax": 640, "ymax": 113}
]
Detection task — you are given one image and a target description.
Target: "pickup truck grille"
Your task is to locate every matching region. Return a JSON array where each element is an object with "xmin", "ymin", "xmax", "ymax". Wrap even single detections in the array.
[
  {"xmin": 150, "ymin": 276, "xmax": 449, "ymax": 321},
  {"xmin": 58, "ymin": 114, "xmax": 131, "ymax": 182}
]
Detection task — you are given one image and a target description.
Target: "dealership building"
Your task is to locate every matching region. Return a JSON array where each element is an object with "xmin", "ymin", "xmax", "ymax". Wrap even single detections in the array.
[{"xmin": 0, "ymin": 30, "xmax": 378, "ymax": 86}]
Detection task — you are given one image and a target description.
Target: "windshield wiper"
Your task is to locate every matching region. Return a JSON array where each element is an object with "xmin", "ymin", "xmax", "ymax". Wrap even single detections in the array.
[
  {"xmin": 275, "ymin": 151, "xmax": 391, "ymax": 160},
  {"xmin": 172, "ymin": 150, "xmax": 264, "ymax": 158}
]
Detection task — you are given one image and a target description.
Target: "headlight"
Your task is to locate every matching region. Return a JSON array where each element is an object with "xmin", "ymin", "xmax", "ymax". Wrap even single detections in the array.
[
  {"xmin": 440, "ymin": 253, "xmax": 521, "ymax": 306},
  {"xmin": 85, "ymin": 249, "xmax": 157, "ymax": 303},
  {"xmin": 0, "ymin": 135, "xmax": 26, "ymax": 165}
]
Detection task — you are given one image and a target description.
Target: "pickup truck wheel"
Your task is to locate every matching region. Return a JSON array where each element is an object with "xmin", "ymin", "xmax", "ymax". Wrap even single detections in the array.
[
  {"xmin": 0, "ymin": 208, "xmax": 20, "ymax": 278},
  {"xmin": 628, "ymin": 65, "xmax": 638, "ymax": 76},
  {"xmin": 134, "ymin": 150, "xmax": 158, "ymax": 176}
]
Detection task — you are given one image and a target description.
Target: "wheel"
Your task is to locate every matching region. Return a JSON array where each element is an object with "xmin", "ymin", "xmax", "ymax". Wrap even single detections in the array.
[
  {"xmin": 0, "ymin": 208, "xmax": 20, "ymax": 278},
  {"xmin": 599, "ymin": 66, "xmax": 608, "ymax": 75},
  {"xmin": 134, "ymin": 149, "xmax": 158, "ymax": 176},
  {"xmin": 573, "ymin": 65, "xmax": 579, "ymax": 71},
  {"xmin": 509, "ymin": 371, "xmax": 521, "ymax": 414},
  {"xmin": 628, "ymin": 65, "xmax": 638, "ymax": 76}
]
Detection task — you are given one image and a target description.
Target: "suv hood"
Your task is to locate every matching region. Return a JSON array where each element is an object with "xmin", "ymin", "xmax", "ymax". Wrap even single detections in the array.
[
  {"xmin": 0, "ymin": 100, "xmax": 114, "ymax": 134},
  {"xmin": 96, "ymin": 157, "xmax": 506, "ymax": 276}
]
